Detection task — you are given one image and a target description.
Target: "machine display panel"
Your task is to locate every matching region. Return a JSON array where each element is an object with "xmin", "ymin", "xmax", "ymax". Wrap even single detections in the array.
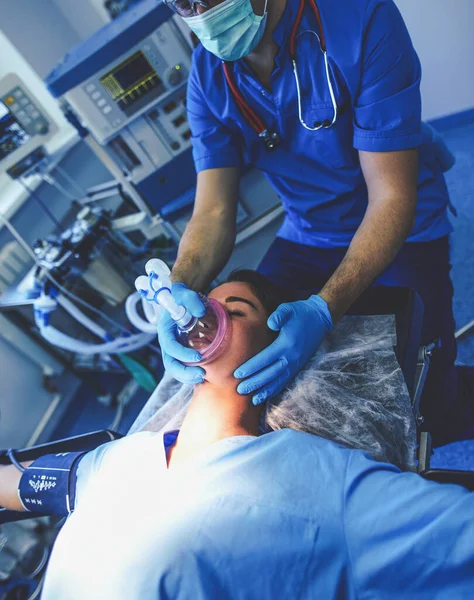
[
  {"xmin": 100, "ymin": 51, "xmax": 163, "ymax": 112},
  {"xmin": 0, "ymin": 101, "xmax": 30, "ymax": 162}
]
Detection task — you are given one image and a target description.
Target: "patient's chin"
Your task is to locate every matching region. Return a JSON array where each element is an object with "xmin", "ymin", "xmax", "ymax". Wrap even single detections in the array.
[
  {"xmin": 202, "ymin": 353, "xmax": 249, "ymax": 388},
  {"xmin": 202, "ymin": 364, "xmax": 236, "ymax": 387}
]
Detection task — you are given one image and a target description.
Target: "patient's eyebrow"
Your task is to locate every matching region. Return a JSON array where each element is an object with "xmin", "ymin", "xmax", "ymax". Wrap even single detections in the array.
[{"xmin": 225, "ymin": 296, "xmax": 258, "ymax": 311}]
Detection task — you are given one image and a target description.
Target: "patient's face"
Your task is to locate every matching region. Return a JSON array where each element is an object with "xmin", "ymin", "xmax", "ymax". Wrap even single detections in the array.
[{"xmin": 203, "ymin": 281, "xmax": 276, "ymax": 385}]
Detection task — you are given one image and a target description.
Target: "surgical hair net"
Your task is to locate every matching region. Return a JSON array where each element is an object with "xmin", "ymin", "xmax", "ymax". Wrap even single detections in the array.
[
  {"xmin": 130, "ymin": 315, "xmax": 417, "ymax": 471},
  {"xmin": 264, "ymin": 315, "xmax": 416, "ymax": 470}
]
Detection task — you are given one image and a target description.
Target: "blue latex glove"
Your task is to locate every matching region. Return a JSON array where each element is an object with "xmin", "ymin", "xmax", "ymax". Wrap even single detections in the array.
[
  {"xmin": 157, "ymin": 282, "xmax": 207, "ymax": 385},
  {"xmin": 234, "ymin": 295, "xmax": 333, "ymax": 405}
]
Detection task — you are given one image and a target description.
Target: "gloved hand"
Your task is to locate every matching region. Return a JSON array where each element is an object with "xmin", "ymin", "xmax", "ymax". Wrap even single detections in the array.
[
  {"xmin": 157, "ymin": 282, "xmax": 207, "ymax": 385},
  {"xmin": 234, "ymin": 295, "xmax": 333, "ymax": 405}
]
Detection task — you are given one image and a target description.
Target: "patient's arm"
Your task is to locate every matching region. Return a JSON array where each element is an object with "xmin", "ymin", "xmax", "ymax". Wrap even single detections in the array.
[
  {"xmin": 0, "ymin": 462, "xmax": 32, "ymax": 511},
  {"xmin": 344, "ymin": 451, "xmax": 474, "ymax": 594}
]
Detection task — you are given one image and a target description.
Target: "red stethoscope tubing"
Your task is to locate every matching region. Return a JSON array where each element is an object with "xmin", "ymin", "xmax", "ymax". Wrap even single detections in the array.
[
  {"xmin": 290, "ymin": 0, "xmax": 325, "ymax": 55},
  {"xmin": 222, "ymin": 63, "xmax": 267, "ymax": 135},
  {"xmin": 223, "ymin": 0, "xmax": 327, "ymax": 141}
]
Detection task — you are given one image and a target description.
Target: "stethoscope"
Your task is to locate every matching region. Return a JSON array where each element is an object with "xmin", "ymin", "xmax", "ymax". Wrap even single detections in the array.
[{"xmin": 222, "ymin": 0, "xmax": 338, "ymax": 150}]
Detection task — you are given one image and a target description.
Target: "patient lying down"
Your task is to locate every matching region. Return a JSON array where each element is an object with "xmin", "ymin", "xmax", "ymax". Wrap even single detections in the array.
[
  {"xmin": 138, "ymin": 270, "xmax": 417, "ymax": 471},
  {"xmin": 1, "ymin": 271, "xmax": 473, "ymax": 599}
]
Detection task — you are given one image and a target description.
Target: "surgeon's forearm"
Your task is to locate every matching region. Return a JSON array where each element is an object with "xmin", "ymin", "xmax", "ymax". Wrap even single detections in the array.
[
  {"xmin": 0, "ymin": 463, "xmax": 32, "ymax": 511},
  {"xmin": 319, "ymin": 198, "xmax": 415, "ymax": 321},
  {"xmin": 171, "ymin": 211, "xmax": 237, "ymax": 291},
  {"xmin": 171, "ymin": 168, "xmax": 240, "ymax": 291},
  {"xmin": 319, "ymin": 150, "xmax": 418, "ymax": 322}
]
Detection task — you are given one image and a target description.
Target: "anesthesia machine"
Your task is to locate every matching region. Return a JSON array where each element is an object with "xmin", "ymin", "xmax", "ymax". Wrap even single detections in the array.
[{"xmin": 45, "ymin": 0, "xmax": 197, "ymax": 240}]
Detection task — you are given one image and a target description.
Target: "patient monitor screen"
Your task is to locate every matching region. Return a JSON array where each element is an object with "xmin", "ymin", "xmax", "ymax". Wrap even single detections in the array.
[
  {"xmin": 0, "ymin": 101, "xmax": 30, "ymax": 162},
  {"xmin": 100, "ymin": 51, "xmax": 163, "ymax": 112}
]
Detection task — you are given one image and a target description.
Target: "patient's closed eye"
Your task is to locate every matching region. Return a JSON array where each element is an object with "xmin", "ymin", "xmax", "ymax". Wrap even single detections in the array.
[
  {"xmin": 225, "ymin": 296, "xmax": 258, "ymax": 311},
  {"xmin": 229, "ymin": 310, "xmax": 246, "ymax": 317}
]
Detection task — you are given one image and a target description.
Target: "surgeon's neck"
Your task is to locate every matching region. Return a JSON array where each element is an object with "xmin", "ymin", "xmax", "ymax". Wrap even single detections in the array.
[
  {"xmin": 245, "ymin": 0, "xmax": 287, "ymax": 88},
  {"xmin": 167, "ymin": 379, "xmax": 264, "ymax": 465}
]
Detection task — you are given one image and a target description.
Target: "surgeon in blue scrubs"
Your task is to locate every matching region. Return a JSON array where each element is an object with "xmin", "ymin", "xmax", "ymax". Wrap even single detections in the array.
[{"xmin": 158, "ymin": 0, "xmax": 474, "ymax": 446}]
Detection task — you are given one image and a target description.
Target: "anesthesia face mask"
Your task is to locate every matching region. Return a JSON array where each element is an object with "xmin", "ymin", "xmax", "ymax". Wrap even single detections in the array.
[{"xmin": 135, "ymin": 259, "xmax": 232, "ymax": 366}]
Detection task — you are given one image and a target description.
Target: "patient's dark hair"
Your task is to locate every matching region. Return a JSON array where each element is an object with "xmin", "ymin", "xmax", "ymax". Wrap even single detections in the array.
[{"xmin": 225, "ymin": 269, "xmax": 284, "ymax": 317}]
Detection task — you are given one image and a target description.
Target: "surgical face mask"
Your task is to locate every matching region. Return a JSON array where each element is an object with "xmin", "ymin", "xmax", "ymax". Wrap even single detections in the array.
[{"xmin": 184, "ymin": 0, "xmax": 268, "ymax": 62}]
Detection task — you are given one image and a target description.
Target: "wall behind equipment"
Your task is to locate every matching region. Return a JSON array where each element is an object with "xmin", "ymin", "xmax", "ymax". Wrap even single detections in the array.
[
  {"xmin": 396, "ymin": 0, "xmax": 474, "ymax": 120},
  {"xmin": 0, "ymin": 0, "xmax": 81, "ymax": 79}
]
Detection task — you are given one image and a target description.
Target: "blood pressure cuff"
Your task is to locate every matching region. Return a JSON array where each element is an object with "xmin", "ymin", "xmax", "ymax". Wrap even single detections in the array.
[
  {"xmin": 1, "ymin": 430, "xmax": 122, "ymax": 524},
  {"xmin": 17, "ymin": 451, "xmax": 88, "ymax": 516}
]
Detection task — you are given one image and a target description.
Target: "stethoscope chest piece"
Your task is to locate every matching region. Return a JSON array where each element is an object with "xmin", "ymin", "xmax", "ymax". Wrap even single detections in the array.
[{"xmin": 259, "ymin": 129, "xmax": 281, "ymax": 150}]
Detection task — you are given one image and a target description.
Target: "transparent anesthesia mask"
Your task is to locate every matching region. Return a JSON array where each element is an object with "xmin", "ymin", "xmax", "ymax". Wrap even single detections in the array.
[
  {"xmin": 178, "ymin": 296, "xmax": 232, "ymax": 366},
  {"xmin": 135, "ymin": 259, "xmax": 232, "ymax": 366}
]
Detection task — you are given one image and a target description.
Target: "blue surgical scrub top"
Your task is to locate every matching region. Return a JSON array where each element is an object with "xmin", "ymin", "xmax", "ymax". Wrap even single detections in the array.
[
  {"xmin": 187, "ymin": 0, "xmax": 452, "ymax": 248},
  {"xmin": 41, "ymin": 429, "xmax": 474, "ymax": 599}
]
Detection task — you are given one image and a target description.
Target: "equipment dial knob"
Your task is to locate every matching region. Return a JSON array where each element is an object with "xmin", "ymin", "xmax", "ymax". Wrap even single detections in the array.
[{"xmin": 166, "ymin": 65, "xmax": 183, "ymax": 87}]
